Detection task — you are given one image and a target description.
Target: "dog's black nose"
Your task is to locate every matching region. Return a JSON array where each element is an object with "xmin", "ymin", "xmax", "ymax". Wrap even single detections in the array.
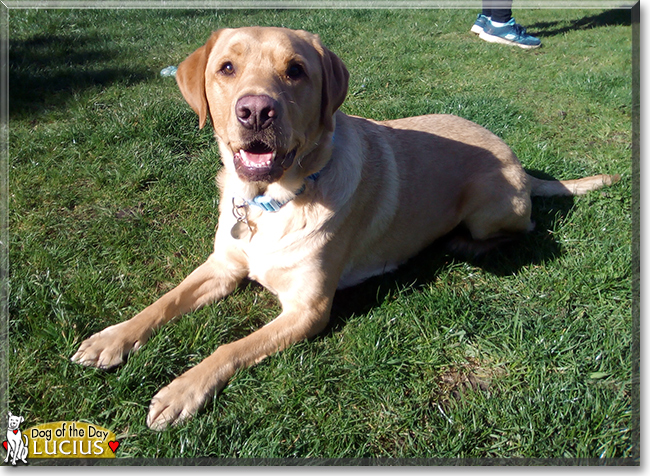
[{"xmin": 236, "ymin": 95, "xmax": 279, "ymax": 131}]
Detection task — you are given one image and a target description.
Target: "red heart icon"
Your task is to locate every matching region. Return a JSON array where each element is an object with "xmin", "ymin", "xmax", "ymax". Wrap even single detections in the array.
[
  {"xmin": 12, "ymin": 430, "xmax": 17, "ymax": 435},
  {"xmin": 108, "ymin": 441, "xmax": 119, "ymax": 453},
  {"xmin": 2, "ymin": 441, "xmax": 7, "ymax": 450}
]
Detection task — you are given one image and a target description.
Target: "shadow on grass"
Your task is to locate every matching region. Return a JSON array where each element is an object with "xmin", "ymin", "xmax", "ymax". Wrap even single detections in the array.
[
  {"xmin": 10, "ymin": 32, "xmax": 151, "ymax": 118},
  {"xmin": 528, "ymin": 9, "xmax": 631, "ymax": 38},
  {"xmin": 327, "ymin": 191, "xmax": 575, "ymax": 335}
]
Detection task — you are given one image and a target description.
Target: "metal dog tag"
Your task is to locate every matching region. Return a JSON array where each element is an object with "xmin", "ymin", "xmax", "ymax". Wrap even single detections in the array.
[
  {"xmin": 231, "ymin": 220, "xmax": 251, "ymax": 240},
  {"xmin": 231, "ymin": 197, "xmax": 253, "ymax": 240}
]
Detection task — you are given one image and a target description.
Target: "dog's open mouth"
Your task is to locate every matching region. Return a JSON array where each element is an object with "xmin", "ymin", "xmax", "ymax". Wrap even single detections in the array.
[
  {"xmin": 238, "ymin": 141, "xmax": 276, "ymax": 169},
  {"xmin": 233, "ymin": 141, "xmax": 296, "ymax": 183}
]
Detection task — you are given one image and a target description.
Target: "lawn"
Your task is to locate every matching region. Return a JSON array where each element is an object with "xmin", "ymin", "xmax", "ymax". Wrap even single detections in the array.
[{"xmin": 5, "ymin": 7, "xmax": 636, "ymax": 463}]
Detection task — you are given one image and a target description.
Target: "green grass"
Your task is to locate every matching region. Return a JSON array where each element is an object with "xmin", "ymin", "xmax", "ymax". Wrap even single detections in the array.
[{"xmin": 6, "ymin": 8, "xmax": 634, "ymax": 462}]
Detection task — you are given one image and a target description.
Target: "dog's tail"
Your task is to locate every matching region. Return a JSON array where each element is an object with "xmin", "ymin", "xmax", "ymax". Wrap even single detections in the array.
[{"xmin": 528, "ymin": 173, "xmax": 621, "ymax": 197}]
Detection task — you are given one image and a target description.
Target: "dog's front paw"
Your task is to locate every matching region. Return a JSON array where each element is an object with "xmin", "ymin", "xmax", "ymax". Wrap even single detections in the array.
[
  {"xmin": 146, "ymin": 368, "xmax": 221, "ymax": 431},
  {"xmin": 71, "ymin": 322, "xmax": 149, "ymax": 369}
]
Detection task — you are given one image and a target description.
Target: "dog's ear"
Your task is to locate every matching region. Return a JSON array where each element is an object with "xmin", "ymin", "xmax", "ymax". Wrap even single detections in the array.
[
  {"xmin": 18, "ymin": 417, "xmax": 23, "ymax": 424},
  {"xmin": 308, "ymin": 34, "xmax": 349, "ymax": 132},
  {"xmin": 176, "ymin": 31, "xmax": 222, "ymax": 130}
]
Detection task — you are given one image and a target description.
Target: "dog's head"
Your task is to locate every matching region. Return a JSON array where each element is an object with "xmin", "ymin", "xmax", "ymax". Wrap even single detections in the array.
[
  {"xmin": 7, "ymin": 412, "xmax": 23, "ymax": 431},
  {"xmin": 176, "ymin": 27, "xmax": 349, "ymax": 185}
]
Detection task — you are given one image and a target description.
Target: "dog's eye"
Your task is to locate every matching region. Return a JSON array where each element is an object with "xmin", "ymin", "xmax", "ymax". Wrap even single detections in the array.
[
  {"xmin": 286, "ymin": 63, "xmax": 304, "ymax": 80},
  {"xmin": 220, "ymin": 62, "xmax": 235, "ymax": 75}
]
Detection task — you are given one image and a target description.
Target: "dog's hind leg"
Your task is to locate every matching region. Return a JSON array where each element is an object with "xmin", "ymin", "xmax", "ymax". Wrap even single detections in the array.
[
  {"xmin": 71, "ymin": 250, "xmax": 248, "ymax": 369},
  {"xmin": 445, "ymin": 227, "xmax": 527, "ymax": 258}
]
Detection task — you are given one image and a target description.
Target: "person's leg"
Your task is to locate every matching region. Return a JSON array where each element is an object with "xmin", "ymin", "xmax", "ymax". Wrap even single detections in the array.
[
  {"xmin": 483, "ymin": 0, "xmax": 512, "ymax": 19},
  {"xmin": 489, "ymin": 9, "xmax": 513, "ymax": 24}
]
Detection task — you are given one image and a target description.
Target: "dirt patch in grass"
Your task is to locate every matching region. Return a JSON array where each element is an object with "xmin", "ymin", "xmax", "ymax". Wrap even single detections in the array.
[{"xmin": 435, "ymin": 358, "xmax": 508, "ymax": 406}]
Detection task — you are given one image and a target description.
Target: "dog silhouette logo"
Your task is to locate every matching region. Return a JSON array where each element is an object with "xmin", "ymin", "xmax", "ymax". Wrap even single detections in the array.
[{"xmin": 3, "ymin": 411, "xmax": 28, "ymax": 465}]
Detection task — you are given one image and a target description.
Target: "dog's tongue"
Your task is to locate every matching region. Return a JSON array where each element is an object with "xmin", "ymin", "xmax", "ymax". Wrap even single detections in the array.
[{"xmin": 240, "ymin": 149, "xmax": 275, "ymax": 167}]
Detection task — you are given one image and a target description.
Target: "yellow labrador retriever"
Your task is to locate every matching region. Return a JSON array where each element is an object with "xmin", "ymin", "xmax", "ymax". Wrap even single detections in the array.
[{"xmin": 72, "ymin": 27, "xmax": 619, "ymax": 430}]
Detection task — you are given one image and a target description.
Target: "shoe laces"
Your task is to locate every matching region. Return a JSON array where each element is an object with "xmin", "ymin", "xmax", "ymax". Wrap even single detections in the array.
[
  {"xmin": 506, "ymin": 20, "xmax": 529, "ymax": 37},
  {"xmin": 512, "ymin": 23, "xmax": 527, "ymax": 36}
]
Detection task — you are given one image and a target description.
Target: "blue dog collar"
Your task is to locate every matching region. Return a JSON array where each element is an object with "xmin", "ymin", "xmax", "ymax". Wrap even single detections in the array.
[{"xmin": 247, "ymin": 171, "xmax": 321, "ymax": 212}]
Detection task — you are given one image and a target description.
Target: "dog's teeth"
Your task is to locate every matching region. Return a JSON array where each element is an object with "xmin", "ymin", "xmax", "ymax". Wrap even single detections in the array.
[{"xmin": 239, "ymin": 149, "xmax": 275, "ymax": 168}]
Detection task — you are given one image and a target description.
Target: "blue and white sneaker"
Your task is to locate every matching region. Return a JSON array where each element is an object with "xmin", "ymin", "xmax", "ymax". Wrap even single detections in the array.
[
  {"xmin": 470, "ymin": 14, "xmax": 490, "ymax": 34},
  {"xmin": 479, "ymin": 18, "xmax": 542, "ymax": 49}
]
